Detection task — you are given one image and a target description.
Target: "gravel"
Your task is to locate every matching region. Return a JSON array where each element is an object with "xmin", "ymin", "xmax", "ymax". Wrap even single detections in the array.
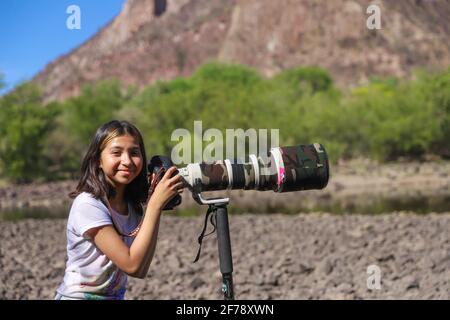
[{"xmin": 1, "ymin": 212, "xmax": 449, "ymax": 300}]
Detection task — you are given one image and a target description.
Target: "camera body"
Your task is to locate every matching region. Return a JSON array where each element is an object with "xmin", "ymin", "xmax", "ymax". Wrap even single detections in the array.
[{"xmin": 147, "ymin": 155, "xmax": 182, "ymax": 210}]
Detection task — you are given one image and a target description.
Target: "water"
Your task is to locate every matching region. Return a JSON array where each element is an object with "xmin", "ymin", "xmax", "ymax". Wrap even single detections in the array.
[
  {"xmin": 1, "ymin": 193, "xmax": 450, "ymax": 221},
  {"xmin": 0, "ymin": 206, "xmax": 69, "ymax": 221},
  {"xmin": 305, "ymin": 193, "xmax": 450, "ymax": 215}
]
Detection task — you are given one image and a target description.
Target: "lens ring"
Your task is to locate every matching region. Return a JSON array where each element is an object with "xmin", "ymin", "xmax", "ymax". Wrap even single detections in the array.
[
  {"xmin": 249, "ymin": 154, "xmax": 260, "ymax": 189},
  {"xmin": 270, "ymin": 147, "xmax": 285, "ymax": 192},
  {"xmin": 224, "ymin": 159, "xmax": 233, "ymax": 190}
]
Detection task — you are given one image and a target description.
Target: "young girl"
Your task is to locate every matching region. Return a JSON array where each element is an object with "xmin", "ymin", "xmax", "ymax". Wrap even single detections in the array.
[{"xmin": 55, "ymin": 120, "xmax": 183, "ymax": 300}]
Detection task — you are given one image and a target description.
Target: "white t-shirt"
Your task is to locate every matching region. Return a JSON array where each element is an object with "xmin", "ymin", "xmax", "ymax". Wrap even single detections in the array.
[{"xmin": 56, "ymin": 192, "xmax": 141, "ymax": 300}]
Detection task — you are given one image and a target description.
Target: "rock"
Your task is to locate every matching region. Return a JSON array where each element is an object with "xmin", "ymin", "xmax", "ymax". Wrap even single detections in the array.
[
  {"xmin": 406, "ymin": 281, "xmax": 420, "ymax": 290},
  {"xmin": 190, "ymin": 277, "xmax": 206, "ymax": 290},
  {"xmin": 316, "ymin": 259, "xmax": 334, "ymax": 275}
]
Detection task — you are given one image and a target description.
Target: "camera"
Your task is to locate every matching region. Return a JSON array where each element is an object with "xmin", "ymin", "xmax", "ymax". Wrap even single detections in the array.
[
  {"xmin": 148, "ymin": 143, "xmax": 329, "ymax": 209},
  {"xmin": 147, "ymin": 155, "xmax": 182, "ymax": 210}
]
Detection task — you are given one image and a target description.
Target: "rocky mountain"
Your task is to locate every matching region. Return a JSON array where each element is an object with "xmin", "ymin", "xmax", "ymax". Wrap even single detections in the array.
[{"xmin": 33, "ymin": 0, "xmax": 450, "ymax": 102}]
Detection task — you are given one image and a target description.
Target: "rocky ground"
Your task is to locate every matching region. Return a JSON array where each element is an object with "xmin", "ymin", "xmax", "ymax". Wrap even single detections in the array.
[{"xmin": 1, "ymin": 212, "xmax": 449, "ymax": 300}]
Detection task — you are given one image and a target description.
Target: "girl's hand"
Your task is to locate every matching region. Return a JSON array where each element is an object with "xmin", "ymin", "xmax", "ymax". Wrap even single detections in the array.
[{"xmin": 148, "ymin": 166, "xmax": 184, "ymax": 210}]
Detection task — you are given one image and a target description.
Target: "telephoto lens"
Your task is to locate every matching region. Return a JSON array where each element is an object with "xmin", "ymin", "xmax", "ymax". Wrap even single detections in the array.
[{"xmin": 178, "ymin": 143, "xmax": 329, "ymax": 194}]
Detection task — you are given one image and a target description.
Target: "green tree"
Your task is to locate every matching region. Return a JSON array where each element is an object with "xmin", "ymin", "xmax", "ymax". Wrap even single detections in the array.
[
  {"xmin": 274, "ymin": 66, "xmax": 334, "ymax": 98},
  {"xmin": 62, "ymin": 80, "xmax": 128, "ymax": 144},
  {"xmin": 346, "ymin": 75, "xmax": 442, "ymax": 160},
  {"xmin": 425, "ymin": 69, "xmax": 450, "ymax": 157},
  {"xmin": 0, "ymin": 72, "xmax": 4, "ymax": 91},
  {"xmin": 0, "ymin": 83, "xmax": 59, "ymax": 182}
]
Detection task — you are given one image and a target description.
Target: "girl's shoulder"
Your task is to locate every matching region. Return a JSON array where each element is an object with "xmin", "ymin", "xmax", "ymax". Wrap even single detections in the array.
[
  {"xmin": 71, "ymin": 192, "xmax": 108, "ymax": 211},
  {"xmin": 68, "ymin": 192, "xmax": 112, "ymax": 234},
  {"xmin": 73, "ymin": 191, "xmax": 100, "ymax": 203}
]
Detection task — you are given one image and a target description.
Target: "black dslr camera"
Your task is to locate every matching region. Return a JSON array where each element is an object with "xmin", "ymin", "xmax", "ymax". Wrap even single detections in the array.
[{"xmin": 147, "ymin": 155, "xmax": 182, "ymax": 210}]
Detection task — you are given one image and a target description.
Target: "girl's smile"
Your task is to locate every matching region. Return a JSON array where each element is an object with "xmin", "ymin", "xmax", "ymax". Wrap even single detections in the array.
[{"xmin": 118, "ymin": 169, "xmax": 133, "ymax": 178}]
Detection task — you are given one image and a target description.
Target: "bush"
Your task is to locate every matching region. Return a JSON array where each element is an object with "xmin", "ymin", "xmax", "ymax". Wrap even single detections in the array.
[
  {"xmin": 0, "ymin": 84, "xmax": 59, "ymax": 182},
  {"xmin": 348, "ymin": 73, "xmax": 443, "ymax": 160},
  {"xmin": 0, "ymin": 72, "xmax": 4, "ymax": 91},
  {"xmin": 62, "ymin": 80, "xmax": 129, "ymax": 144},
  {"xmin": 424, "ymin": 69, "xmax": 450, "ymax": 157},
  {"xmin": 274, "ymin": 66, "xmax": 334, "ymax": 96}
]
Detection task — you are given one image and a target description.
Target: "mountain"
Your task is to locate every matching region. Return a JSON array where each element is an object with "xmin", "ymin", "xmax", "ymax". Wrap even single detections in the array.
[{"xmin": 33, "ymin": 0, "xmax": 450, "ymax": 102}]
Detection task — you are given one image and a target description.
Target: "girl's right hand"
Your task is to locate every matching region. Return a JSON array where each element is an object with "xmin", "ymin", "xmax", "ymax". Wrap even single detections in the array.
[{"xmin": 148, "ymin": 166, "xmax": 184, "ymax": 211}]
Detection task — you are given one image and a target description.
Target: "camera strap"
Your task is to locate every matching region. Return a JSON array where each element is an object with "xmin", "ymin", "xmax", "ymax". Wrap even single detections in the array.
[{"xmin": 193, "ymin": 205, "xmax": 217, "ymax": 263}]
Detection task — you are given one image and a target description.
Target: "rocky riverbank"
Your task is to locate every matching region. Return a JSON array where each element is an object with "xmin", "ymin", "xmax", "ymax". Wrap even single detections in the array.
[{"xmin": 1, "ymin": 212, "xmax": 449, "ymax": 299}]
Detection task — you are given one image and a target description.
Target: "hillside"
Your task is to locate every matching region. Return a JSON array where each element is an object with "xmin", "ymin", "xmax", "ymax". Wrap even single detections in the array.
[{"xmin": 33, "ymin": 0, "xmax": 450, "ymax": 102}]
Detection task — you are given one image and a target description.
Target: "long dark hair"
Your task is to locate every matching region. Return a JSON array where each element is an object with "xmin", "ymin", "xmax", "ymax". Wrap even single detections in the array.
[{"xmin": 69, "ymin": 120, "xmax": 149, "ymax": 216}]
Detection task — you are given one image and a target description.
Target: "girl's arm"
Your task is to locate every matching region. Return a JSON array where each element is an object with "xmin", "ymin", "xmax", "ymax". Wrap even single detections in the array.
[
  {"xmin": 87, "ymin": 206, "xmax": 161, "ymax": 278},
  {"xmin": 135, "ymin": 181, "xmax": 184, "ymax": 278},
  {"xmin": 87, "ymin": 167, "xmax": 183, "ymax": 278},
  {"xmin": 133, "ymin": 216, "xmax": 160, "ymax": 278}
]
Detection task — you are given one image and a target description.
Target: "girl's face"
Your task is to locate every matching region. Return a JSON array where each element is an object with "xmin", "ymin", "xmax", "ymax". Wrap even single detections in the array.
[{"xmin": 99, "ymin": 134, "xmax": 144, "ymax": 188}]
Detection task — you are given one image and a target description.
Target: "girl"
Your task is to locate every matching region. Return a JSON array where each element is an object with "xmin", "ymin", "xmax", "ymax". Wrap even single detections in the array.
[{"xmin": 55, "ymin": 120, "xmax": 183, "ymax": 300}]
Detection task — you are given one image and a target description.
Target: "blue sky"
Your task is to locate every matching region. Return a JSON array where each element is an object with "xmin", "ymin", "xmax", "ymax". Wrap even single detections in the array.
[{"xmin": 0, "ymin": 0, "xmax": 126, "ymax": 95}]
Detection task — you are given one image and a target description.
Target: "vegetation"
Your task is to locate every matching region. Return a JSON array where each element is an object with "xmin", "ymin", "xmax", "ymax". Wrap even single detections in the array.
[
  {"xmin": 0, "ymin": 84, "xmax": 59, "ymax": 182},
  {"xmin": 0, "ymin": 64, "xmax": 448, "ymax": 183}
]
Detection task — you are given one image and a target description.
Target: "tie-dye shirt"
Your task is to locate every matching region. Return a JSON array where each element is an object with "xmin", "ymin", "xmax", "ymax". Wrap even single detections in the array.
[{"xmin": 56, "ymin": 192, "xmax": 140, "ymax": 300}]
